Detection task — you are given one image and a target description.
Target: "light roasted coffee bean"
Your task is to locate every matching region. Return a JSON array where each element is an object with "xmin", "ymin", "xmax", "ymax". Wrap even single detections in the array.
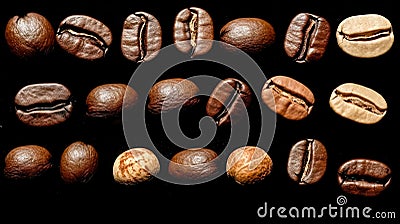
[
  {"xmin": 284, "ymin": 13, "xmax": 330, "ymax": 63},
  {"xmin": 147, "ymin": 78, "xmax": 200, "ymax": 114},
  {"xmin": 226, "ymin": 146, "xmax": 273, "ymax": 185},
  {"xmin": 15, "ymin": 83, "xmax": 73, "ymax": 127},
  {"xmin": 121, "ymin": 12, "xmax": 162, "ymax": 63},
  {"xmin": 5, "ymin": 12, "xmax": 55, "ymax": 58},
  {"xmin": 168, "ymin": 148, "xmax": 219, "ymax": 181},
  {"xmin": 4, "ymin": 145, "xmax": 53, "ymax": 180},
  {"xmin": 56, "ymin": 15, "xmax": 112, "ymax": 60},
  {"xmin": 173, "ymin": 7, "xmax": 214, "ymax": 57},
  {"xmin": 287, "ymin": 139, "xmax": 327, "ymax": 185},
  {"xmin": 329, "ymin": 83, "xmax": 387, "ymax": 124},
  {"xmin": 261, "ymin": 75, "xmax": 315, "ymax": 120},
  {"xmin": 206, "ymin": 78, "xmax": 252, "ymax": 126},
  {"xmin": 220, "ymin": 17, "xmax": 275, "ymax": 54},
  {"xmin": 86, "ymin": 83, "xmax": 138, "ymax": 119},
  {"xmin": 337, "ymin": 159, "xmax": 392, "ymax": 197},
  {"xmin": 336, "ymin": 14, "xmax": 394, "ymax": 58}
]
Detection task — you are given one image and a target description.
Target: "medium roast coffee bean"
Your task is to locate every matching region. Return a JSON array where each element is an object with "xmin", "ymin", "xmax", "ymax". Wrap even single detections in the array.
[
  {"xmin": 336, "ymin": 14, "xmax": 394, "ymax": 58},
  {"xmin": 226, "ymin": 146, "xmax": 273, "ymax": 185},
  {"xmin": 168, "ymin": 148, "xmax": 219, "ymax": 181},
  {"xmin": 261, "ymin": 75, "xmax": 315, "ymax": 120},
  {"xmin": 173, "ymin": 7, "xmax": 214, "ymax": 57},
  {"xmin": 86, "ymin": 83, "xmax": 139, "ymax": 119},
  {"xmin": 220, "ymin": 17, "xmax": 275, "ymax": 54},
  {"xmin": 121, "ymin": 12, "xmax": 162, "ymax": 63},
  {"xmin": 337, "ymin": 159, "xmax": 392, "ymax": 197},
  {"xmin": 4, "ymin": 145, "xmax": 53, "ymax": 180},
  {"xmin": 206, "ymin": 78, "xmax": 252, "ymax": 126},
  {"xmin": 60, "ymin": 141, "xmax": 99, "ymax": 184},
  {"xmin": 5, "ymin": 12, "xmax": 55, "ymax": 58},
  {"xmin": 284, "ymin": 13, "xmax": 330, "ymax": 63},
  {"xmin": 287, "ymin": 139, "xmax": 327, "ymax": 185},
  {"xmin": 113, "ymin": 147, "xmax": 160, "ymax": 185},
  {"xmin": 15, "ymin": 83, "xmax": 73, "ymax": 127},
  {"xmin": 147, "ymin": 78, "xmax": 200, "ymax": 114},
  {"xmin": 329, "ymin": 83, "xmax": 387, "ymax": 124},
  {"xmin": 56, "ymin": 15, "xmax": 112, "ymax": 61}
]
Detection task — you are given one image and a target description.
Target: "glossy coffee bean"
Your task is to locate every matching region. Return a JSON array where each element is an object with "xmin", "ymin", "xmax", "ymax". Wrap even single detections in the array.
[
  {"xmin": 284, "ymin": 13, "xmax": 330, "ymax": 63},
  {"xmin": 4, "ymin": 145, "xmax": 53, "ymax": 180},
  {"xmin": 336, "ymin": 14, "xmax": 394, "ymax": 58},
  {"xmin": 261, "ymin": 75, "xmax": 315, "ymax": 120},
  {"xmin": 329, "ymin": 83, "xmax": 387, "ymax": 124},
  {"xmin": 113, "ymin": 148, "xmax": 160, "ymax": 185},
  {"xmin": 168, "ymin": 148, "xmax": 219, "ymax": 181},
  {"xmin": 86, "ymin": 83, "xmax": 139, "ymax": 119},
  {"xmin": 226, "ymin": 146, "xmax": 273, "ymax": 185},
  {"xmin": 287, "ymin": 139, "xmax": 327, "ymax": 185},
  {"xmin": 5, "ymin": 12, "xmax": 55, "ymax": 58},
  {"xmin": 147, "ymin": 78, "xmax": 200, "ymax": 114},
  {"xmin": 60, "ymin": 141, "xmax": 99, "ymax": 184},
  {"xmin": 121, "ymin": 12, "xmax": 162, "ymax": 63},
  {"xmin": 220, "ymin": 17, "xmax": 275, "ymax": 54},
  {"xmin": 337, "ymin": 159, "xmax": 392, "ymax": 197},
  {"xmin": 14, "ymin": 83, "xmax": 73, "ymax": 127},
  {"xmin": 206, "ymin": 78, "xmax": 252, "ymax": 126},
  {"xmin": 173, "ymin": 7, "xmax": 214, "ymax": 57},
  {"xmin": 56, "ymin": 15, "xmax": 112, "ymax": 60}
]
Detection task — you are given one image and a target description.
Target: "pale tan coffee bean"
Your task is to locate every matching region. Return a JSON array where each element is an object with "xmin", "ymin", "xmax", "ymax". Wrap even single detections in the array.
[
  {"xmin": 329, "ymin": 83, "xmax": 387, "ymax": 124},
  {"xmin": 336, "ymin": 14, "xmax": 394, "ymax": 58},
  {"xmin": 113, "ymin": 148, "xmax": 160, "ymax": 185},
  {"xmin": 261, "ymin": 75, "xmax": 315, "ymax": 120}
]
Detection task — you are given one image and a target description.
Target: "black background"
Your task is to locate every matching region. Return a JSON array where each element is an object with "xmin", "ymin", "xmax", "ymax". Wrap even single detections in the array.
[{"xmin": 0, "ymin": 0, "xmax": 398, "ymax": 223}]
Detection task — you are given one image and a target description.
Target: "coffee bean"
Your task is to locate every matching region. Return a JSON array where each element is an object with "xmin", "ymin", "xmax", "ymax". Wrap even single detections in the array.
[
  {"xmin": 168, "ymin": 148, "xmax": 219, "ymax": 181},
  {"xmin": 86, "ymin": 83, "xmax": 138, "ymax": 119},
  {"xmin": 284, "ymin": 13, "xmax": 331, "ymax": 63},
  {"xmin": 56, "ymin": 15, "xmax": 112, "ymax": 61},
  {"xmin": 287, "ymin": 139, "xmax": 327, "ymax": 185},
  {"xmin": 60, "ymin": 141, "xmax": 99, "ymax": 184},
  {"xmin": 5, "ymin": 12, "xmax": 55, "ymax": 58},
  {"xmin": 121, "ymin": 11, "xmax": 162, "ymax": 63},
  {"xmin": 113, "ymin": 148, "xmax": 160, "ymax": 185},
  {"xmin": 147, "ymin": 78, "xmax": 200, "ymax": 114},
  {"xmin": 206, "ymin": 78, "xmax": 252, "ymax": 126},
  {"xmin": 226, "ymin": 146, "xmax": 273, "ymax": 185},
  {"xmin": 329, "ymin": 83, "xmax": 387, "ymax": 124},
  {"xmin": 261, "ymin": 75, "xmax": 315, "ymax": 120},
  {"xmin": 4, "ymin": 145, "xmax": 53, "ymax": 180},
  {"xmin": 336, "ymin": 14, "xmax": 394, "ymax": 58},
  {"xmin": 220, "ymin": 17, "xmax": 275, "ymax": 54},
  {"xmin": 173, "ymin": 7, "xmax": 214, "ymax": 57},
  {"xmin": 14, "ymin": 83, "xmax": 73, "ymax": 127},
  {"xmin": 337, "ymin": 159, "xmax": 392, "ymax": 197}
]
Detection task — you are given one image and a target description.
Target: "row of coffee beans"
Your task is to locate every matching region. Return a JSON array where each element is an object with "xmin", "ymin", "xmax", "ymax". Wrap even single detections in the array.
[{"xmin": 4, "ymin": 9, "xmax": 394, "ymax": 62}]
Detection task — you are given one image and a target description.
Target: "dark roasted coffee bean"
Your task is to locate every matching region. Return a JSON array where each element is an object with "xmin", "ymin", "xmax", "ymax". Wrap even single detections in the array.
[
  {"xmin": 284, "ymin": 13, "xmax": 330, "ymax": 63},
  {"xmin": 168, "ymin": 148, "xmax": 219, "ymax": 181},
  {"xmin": 5, "ymin": 12, "xmax": 55, "ymax": 58},
  {"xmin": 147, "ymin": 78, "xmax": 200, "ymax": 114},
  {"xmin": 220, "ymin": 17, "xmax": 275, "ymax": 54},
  {"xmin": 206, "ymin": 78, "xmax": 252, "ymax": 126},
  {"xmin": 121, "ymin": 12, "xmax": 162, "ymax": 63},
  {"xmin": 173, "ymin": 7, "xmax": 214, "ymax": 57},
  {"xmin": 86, "ymin": 83, "xmax": 138, "ymax": 119},
  {"xmin": 287, "ymin": 139, "xmax": 327, "ymax": 185},
  {"xmin": 56, "ymin": 15, "xmax": 112, "ymax": 61},
  {"xmin": 14, "ymin": 83, "xmax": 73, "ymax": 127},
  {"xmin": 4, "ymin": 145, "xmax": 53, "ymax": 180},
  {"xmin": 60, "ymin": 141, "xmax": 99, "ymax": 184},
  {"xmin": 261, "ymin": 75, "xmax": 315, "ymax": 120},
  {"xmin": 337, "ymin": 159, "xmax": 392, "ymax": 197}
]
